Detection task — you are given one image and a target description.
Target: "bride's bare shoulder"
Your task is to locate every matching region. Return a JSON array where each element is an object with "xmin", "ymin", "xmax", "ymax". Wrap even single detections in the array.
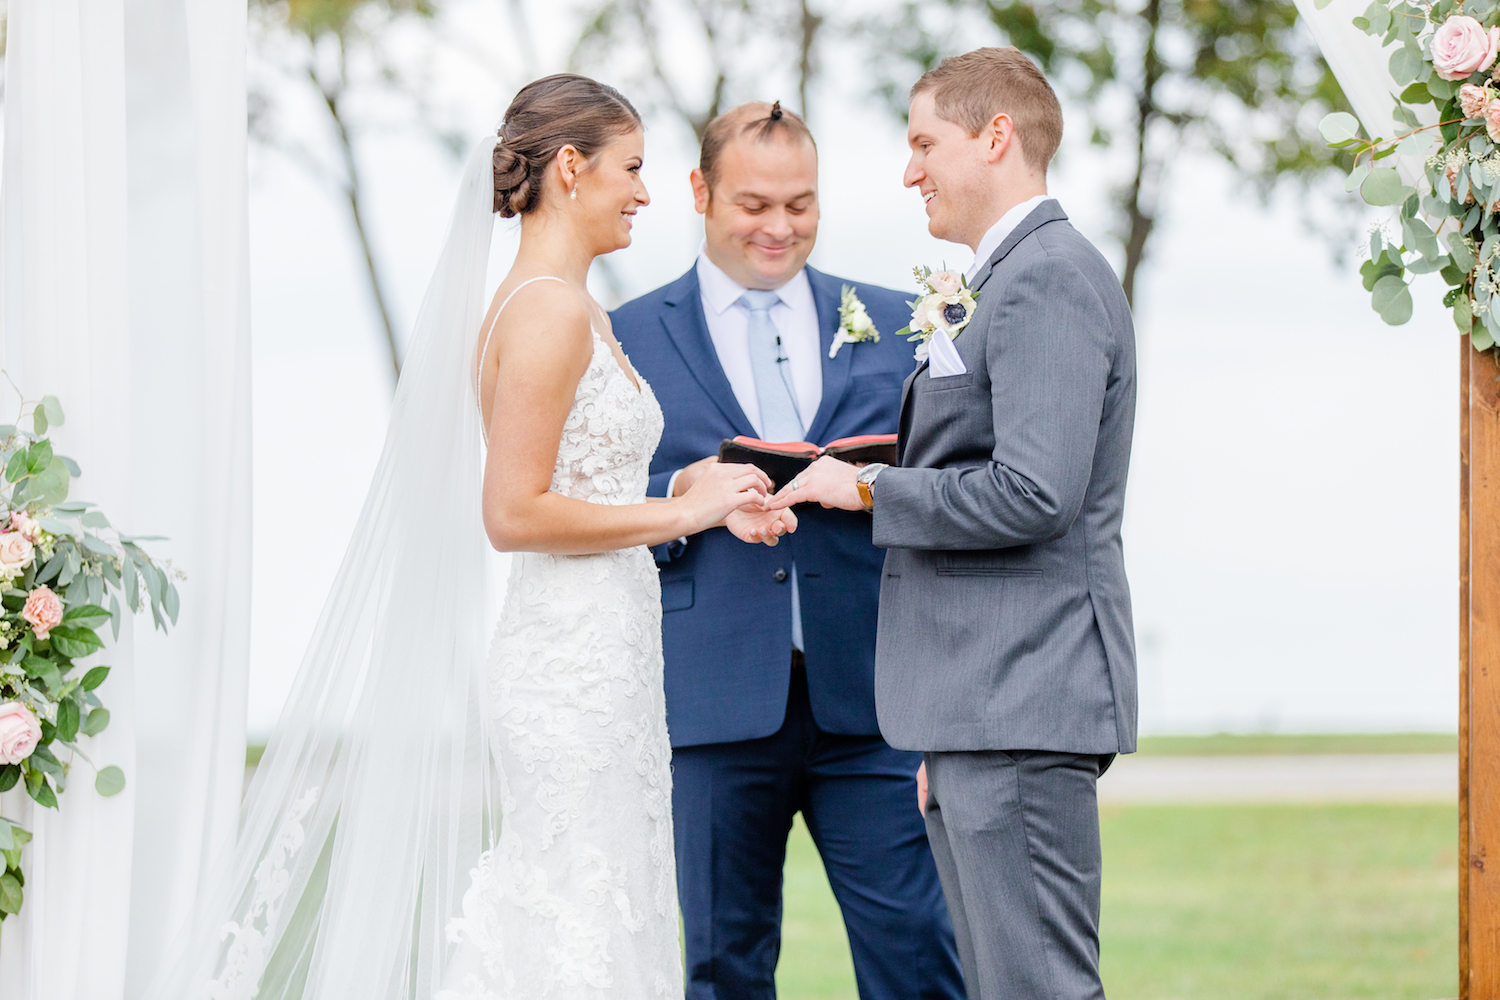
[{"xmin": 479, "ymin": 277, "xmax": 591, "ymax": 364}]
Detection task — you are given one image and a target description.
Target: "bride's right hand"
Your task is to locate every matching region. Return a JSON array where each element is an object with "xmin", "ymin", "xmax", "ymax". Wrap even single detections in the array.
[{"xmin": 678, "ymin": 462, "xmax": 773, "ymax": 534}]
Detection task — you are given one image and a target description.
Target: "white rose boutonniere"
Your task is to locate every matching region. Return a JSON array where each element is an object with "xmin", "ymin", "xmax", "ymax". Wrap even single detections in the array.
[
  {"xmin": 894, "ymin": 266, "xmax": 980, "ymax": 362},
  {"xmin": 830, "ymin": 285, "xmax": 881, "ymax": 359}
]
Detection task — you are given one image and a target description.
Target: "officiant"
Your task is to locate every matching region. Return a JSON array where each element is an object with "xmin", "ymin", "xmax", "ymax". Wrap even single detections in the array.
[{"xmin": 613, "ymin": 102, "xmax": 964, "ymax": 1000}]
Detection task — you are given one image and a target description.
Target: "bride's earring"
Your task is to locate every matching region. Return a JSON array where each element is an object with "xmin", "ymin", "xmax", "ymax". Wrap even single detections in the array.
[{"xmin": 570, "ymin": 184, "xmax": 578, "ymax": 201}]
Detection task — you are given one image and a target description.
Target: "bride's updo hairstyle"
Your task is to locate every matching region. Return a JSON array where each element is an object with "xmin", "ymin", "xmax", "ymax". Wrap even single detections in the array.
[{"xmin": 493, "ymin": 74, "xmax": 642, "ymax": 217}]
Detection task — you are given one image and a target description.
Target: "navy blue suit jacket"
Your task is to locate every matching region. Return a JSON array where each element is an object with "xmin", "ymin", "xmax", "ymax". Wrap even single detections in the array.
[{"xmin": 612, "ymin": 264, "xmax": 916, "ymax": 748}]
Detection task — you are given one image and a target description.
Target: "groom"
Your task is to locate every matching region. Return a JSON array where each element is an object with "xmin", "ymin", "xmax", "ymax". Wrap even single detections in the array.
[
  {"xmin": 773, "ymin": 48, "xmax": 1137, "ymax": 1000},
  {"xmin": 613, "ymin": 102, "xmax": 963, "ymax": 999}
]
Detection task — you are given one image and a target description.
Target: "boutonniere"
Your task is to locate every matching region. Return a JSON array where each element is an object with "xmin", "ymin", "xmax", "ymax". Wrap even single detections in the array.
[
  {"xmin": 830, "ymin": 285, "xmax": 881, "ymax": 359},
  {"xmin": 893, "ymin": 266, "xmax": 980, "ymax": 362}
]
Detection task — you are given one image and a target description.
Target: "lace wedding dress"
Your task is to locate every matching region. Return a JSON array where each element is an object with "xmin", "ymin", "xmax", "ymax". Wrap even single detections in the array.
[{"xmin": 442, "ymin": 276, "xmax": 683, "ymax": 999}]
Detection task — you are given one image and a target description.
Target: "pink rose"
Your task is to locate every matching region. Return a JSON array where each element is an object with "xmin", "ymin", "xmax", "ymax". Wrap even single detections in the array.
[
  {"xmin": 1486, "ymin": 100, "xmax": 1500, "ymax": 143},
  {"xmin": 1433, "ymin": 15, "xmax": 1500, "ymax": 81},
  {"xmin": 0, "ymin": 702, "xmax": 41, "ymax": 765},
  {"xmin": 909, "ymin": 297, "xmax": 936, "ymax": 333},
  {"xmin": 1463, "ymin": 83, "xmax": 1493, "ymax": 119},
  {"xmin": 929, "ymin": 269, "xmax": 963, "ymax": 296},
  {"xmin": 22, "ymin": 585, "xmax": 63, "ymax": 640},
  {"xmin": 0, "ymin": 532, "xmax": 35, "ymax": 576}
]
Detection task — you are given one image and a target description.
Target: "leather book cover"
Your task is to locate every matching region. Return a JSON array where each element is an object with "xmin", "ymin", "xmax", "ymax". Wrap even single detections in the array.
[
  {"xmin": 820, "ymin": 434, "xmax": 898, "ymax": 466},
  {"xmin": 718, "ymin": 438, "xmax": 819, "ymax": 490}
]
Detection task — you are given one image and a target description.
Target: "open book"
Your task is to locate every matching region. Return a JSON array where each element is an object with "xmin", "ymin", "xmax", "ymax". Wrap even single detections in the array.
[{"xmin": 718, "ymin": 434, "xmax": 898, "ymax": 490}]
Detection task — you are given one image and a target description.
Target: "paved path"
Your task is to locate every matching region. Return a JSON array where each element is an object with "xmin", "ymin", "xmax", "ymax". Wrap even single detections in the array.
[{"xmin": 1098, "ymin": 754, "xmax": 1457, "ymax": 804}]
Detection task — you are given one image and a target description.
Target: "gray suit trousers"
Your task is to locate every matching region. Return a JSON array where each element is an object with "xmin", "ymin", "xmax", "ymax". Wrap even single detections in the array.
[{"xmin": 923, "ymin": 750, "xmax": 1113, "ymax": 1000}]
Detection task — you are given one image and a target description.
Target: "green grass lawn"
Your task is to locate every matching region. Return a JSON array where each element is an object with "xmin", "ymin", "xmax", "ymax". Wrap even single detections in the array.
[
  {"xmin": 776, "ymin": 804, "xmax": 1457, "ymax": 1000},
  {"xmin": 1135, "ymin": 733, "xmax": 1457, "ymax": 756}
]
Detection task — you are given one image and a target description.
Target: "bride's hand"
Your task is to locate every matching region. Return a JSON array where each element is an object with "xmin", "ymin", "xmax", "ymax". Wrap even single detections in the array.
[
  {"xmin": 679, "ymin": 462, "xmax": 773, "ymax": 534},
  {"xmin": 725, "ymin": 505, "xmax": 798, "ymax": 546}
]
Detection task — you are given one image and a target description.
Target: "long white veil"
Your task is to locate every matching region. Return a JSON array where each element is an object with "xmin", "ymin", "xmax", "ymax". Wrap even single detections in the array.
[{"xmin": 143, "ymin": 135, "xmax": 502, "ymax": 999}]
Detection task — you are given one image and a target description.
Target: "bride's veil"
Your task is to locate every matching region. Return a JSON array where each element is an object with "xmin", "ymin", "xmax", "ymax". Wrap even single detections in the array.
[{"xmin": 144, "ymin": 135, "xmax": 503, "ymax": 999}]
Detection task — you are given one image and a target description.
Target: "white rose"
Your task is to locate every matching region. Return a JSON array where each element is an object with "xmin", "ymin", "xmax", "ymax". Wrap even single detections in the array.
[
  {"xmin": 850, "ymin": 309, "xmax": 874, "ymax": 334},
  {"xmin": 0, "ymin": 532, "xmax": 35, "ymax": 575}
]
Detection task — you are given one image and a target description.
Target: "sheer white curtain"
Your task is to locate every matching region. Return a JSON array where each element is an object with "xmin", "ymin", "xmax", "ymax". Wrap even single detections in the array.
[{"xmin": 0, "ymin": 0, "xmax": 252, "ymax": 996}]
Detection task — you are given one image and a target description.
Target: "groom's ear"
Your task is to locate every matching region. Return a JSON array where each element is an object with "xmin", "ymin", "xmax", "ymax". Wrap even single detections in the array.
[
  {"xmin": 690, "ymin": 168, "xmax": 711, "ymax": 215},
  {"xmin": 986, "ymin": 113, "xmax": 1018, "ymax": 163}
]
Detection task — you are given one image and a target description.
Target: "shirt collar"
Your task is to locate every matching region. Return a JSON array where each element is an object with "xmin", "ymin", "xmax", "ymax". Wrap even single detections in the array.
[
  {"xmin": 965, "ymin": 194, "xmax": 1056, "ymax": 283},
  {"xmin": 696, "ymin": 244, "xmax": 814, "ymax": 316}
]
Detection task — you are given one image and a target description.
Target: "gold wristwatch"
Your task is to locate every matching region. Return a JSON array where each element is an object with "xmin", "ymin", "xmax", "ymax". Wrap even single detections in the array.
[{"xmin": 856, "ymin": 463, "xmax": 888, "ymax": 512}]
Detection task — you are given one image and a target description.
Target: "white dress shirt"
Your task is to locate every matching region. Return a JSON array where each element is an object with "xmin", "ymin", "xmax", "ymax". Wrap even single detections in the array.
[
  {"xmin": 669, "ymin": 247, "xmax": 823, "ymax": 651},
  {"xmin": 965, "ymin": 194, "xmax": 1056, "ymax": 284},
  {"xmin": 694, "ymin": 248, "xmax": 823, "ymax": 434}
]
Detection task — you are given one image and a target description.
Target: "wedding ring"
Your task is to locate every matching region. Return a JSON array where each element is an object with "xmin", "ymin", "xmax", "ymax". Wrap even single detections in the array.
[{"xmin": 790, "ymin": 476, "xmax": 804, "ymax": 491}]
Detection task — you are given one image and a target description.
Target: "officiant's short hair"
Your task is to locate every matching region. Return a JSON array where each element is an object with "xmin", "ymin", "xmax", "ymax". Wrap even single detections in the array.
[
  {"xmin": 912, "ymin": 47, "xmax": 1063, "ymax": 174},
  {"xmin": 699, "ymin": 101, "xmax": 817, "ymax": 196}
]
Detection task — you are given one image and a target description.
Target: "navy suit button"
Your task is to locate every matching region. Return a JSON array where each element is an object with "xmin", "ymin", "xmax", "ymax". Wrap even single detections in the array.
[{"xmin": 773, "ymin": 568, "xmax": 788, "ymax": 583}]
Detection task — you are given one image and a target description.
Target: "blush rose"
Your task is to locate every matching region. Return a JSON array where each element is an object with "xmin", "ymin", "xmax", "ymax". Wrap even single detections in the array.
[
  {"xmin": 928, "ymin": 269, "xmax": 963, "ymax": 297},
  {"xmin": 9, "ymin": 511, "xmax": 40, "ymax": 544},
  {"xmin": 0, "ymin": 702, "xmax": 41, "ymax": 765},
  {"xmin": 1433, "ymin": 15, "xmax": 1500, "ymax": 81},
  {"xmin": 22, "ymin": 585, "xmax": 64, "ymax": 640},
  {"xmin": 1463, "ymin": 83, "xmax": 1494, "ymax": 120},
  {"xmin": 0, "ymin": 532, "xmax": 35, "ymax": 577}
]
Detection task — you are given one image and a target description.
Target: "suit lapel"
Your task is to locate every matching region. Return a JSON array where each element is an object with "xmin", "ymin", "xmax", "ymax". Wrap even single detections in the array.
[
  {"xmin": 893, "ymin": 201, "xmax": 1066, "ymax": 466},
  {"xmin": 801, "ymin": 266, "xmax": 852, "ymax": 446},
  {"xmin": 659, "ymin": 269, "xmax": 756, "ymax": 436},
  {"xmin": 969, "ymin": 199, "xmax": 1069, "ymax": 295}
]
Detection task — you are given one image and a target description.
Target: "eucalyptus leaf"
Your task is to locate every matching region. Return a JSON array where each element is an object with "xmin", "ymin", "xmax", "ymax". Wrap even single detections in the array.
[
  {"xmin": 1390, "ymin": 45, "xmax": 1422, "ymax": 87},
  {"xmin": 1361, "ymin": 167, "xmax": 1408, "ymax": 206},
  {"xmin": 34, "ymin": 517, "xmax": 72, "ymax": 535},
  {"xmin": 1454, "ymin": 237, "xmax": 1480, "ymax": 272},
  {"xmin": 80, "ymin": 511, "xmax": 108, "ymax": 529},
  {"xmin": 1346, "ymin": 162, "xmax": 1371, "ymax": 193},
  {"xmin": 1320, "ymin": 111, "xmax": 1362, "ymax": 144},
  {"xmin": 81, "ymin": 535, "xmax": 115, "ymax": 558},
  {"xmin": 82, "ymin": 708, "xmax": 110, "ymax": 737},
  {"xmin": 39, "ymin": 396, "xmax": 63, "ymax": 427},
  {"xmin": 163, "ymin": 583, "xmax": 180, "ymax": 625},
  {"xmin": 1372, "ymin": 274, "xmax": 1415, "ymax": 325},
  {"xmin": 57, "ymin": 455, "xmax": 80, "ymax": 477},
  {"xmin": 0, "ymin": 872, "xmax": 22, "ymax": 914},
  {"xmin": 31, "ymin": 408, "xmax": 46, "ymax": 436},
  {"xmin": 1315, "ymin": 0, "xmax": 1333, "ymax": 9},
  {"xmin": 1429, "ymin": 75, "xmax": 1458, "ymax": 101},
  {"xmin": 34, "ymin": 552, "xmax": 64, "ymax": 586},
  {"xmin": 1475, "ymin": 326, "xmax": 1496, "ymax": 351},
  {"xmin": 0, "ymin": 765, "xmax": 18, "ymax": 794},
  {"xmin": 0, "ymin": 819, "xmax": 13, "ymax": 853},
  {"xmin": 108, "ymin": 594, "xmax": 120, "ymax": 641},
  {"xmin": 94, "ymin": 765, "xmax": 125, "ymax": 797}
]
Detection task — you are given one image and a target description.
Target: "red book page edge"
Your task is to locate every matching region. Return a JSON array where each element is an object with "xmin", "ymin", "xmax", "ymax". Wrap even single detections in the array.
[
  {"xmin": 821, "ymin": 434, "xmax": 898, "ymax": 451},
  {"xmin": 730, "ymin": 436, "xmax": 821, "ymax": 457}
]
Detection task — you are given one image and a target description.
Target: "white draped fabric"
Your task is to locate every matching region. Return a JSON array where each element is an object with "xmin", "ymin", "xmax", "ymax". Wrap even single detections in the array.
[
  {"xmin": 1294, "ymin": 0, "xmax": 1438, "ymax": 179},
  {"xmin": 0, "ymin": 0, "xmax": 252, "ymax": 996}
]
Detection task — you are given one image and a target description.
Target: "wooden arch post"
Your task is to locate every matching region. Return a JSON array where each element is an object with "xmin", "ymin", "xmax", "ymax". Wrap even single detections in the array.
[{"xmin": 1464, "ymin": 340, "xmax": 1500, "ymax": 998}]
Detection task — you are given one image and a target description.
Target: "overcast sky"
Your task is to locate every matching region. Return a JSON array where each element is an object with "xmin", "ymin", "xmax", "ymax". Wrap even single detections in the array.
[{"xmin": 243, "ymin": 2, "xmax": 1458, "ymax": 737}]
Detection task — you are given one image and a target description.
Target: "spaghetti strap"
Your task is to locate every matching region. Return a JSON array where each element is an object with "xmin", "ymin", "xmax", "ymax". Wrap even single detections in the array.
[{"xmin": 475, "ymin": 275, "xmax": 571, "ymax": 431}]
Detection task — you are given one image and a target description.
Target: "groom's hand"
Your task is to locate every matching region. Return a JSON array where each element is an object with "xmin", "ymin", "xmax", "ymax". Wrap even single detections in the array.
[
  {"xmin": 917, "ymin": 761, "xmax": 929, "ymax": 815},
  {"xmin": 767, "ymin": 456, "xmax": 863, "ymax": 511}
]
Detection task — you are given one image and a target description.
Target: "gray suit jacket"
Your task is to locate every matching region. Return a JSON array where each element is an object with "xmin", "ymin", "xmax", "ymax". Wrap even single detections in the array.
[{"xmin": 872, "ymin": 201, "xmax": 1137, "ymax": 754}]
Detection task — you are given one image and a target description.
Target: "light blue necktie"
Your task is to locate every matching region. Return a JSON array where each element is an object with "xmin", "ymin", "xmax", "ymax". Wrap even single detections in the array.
[
  {"xmin": 741, "ymin": 290, "xmax": 804, "ymax": 441},
  {"xmin": 739, "ymin": 289, "xmax": 806, "ymax": 650}
]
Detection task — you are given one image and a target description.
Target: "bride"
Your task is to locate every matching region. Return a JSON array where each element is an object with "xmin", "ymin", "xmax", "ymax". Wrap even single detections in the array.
[{"xmin": 143, "ymin": 75, "xmax": 793, "ymax": 1000}]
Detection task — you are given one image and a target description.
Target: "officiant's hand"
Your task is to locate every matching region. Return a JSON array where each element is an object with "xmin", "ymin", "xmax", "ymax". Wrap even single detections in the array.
[
  {"xmin": 766, "ymin": 456, "xmax": 863, "ymax": 511},
  {"xmin": 725, "ymin": 505, "xmax": 798, "ymax": 546},
  {"xmin": 916, "ymin": 761, "xmax": 929, "ymax": 815}
]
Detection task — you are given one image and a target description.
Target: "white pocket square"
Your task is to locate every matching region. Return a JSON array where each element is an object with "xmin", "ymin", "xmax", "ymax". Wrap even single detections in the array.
[{"xmin": 927, "ymin": 329, "xmax": 968, "ymax": 378}]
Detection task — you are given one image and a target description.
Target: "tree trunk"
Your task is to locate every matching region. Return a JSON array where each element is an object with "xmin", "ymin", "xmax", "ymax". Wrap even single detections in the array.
[
  {"xmin": 1120, "ymin": 0, "xmax": 1164, "ymax": 308},
  {"xmin": 314, "ymin": 46, "xmax": 402, "ymax": 387},
  {"xmin": 797, "ymin": 0, "xmax": 822, "ymax": 120}
]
